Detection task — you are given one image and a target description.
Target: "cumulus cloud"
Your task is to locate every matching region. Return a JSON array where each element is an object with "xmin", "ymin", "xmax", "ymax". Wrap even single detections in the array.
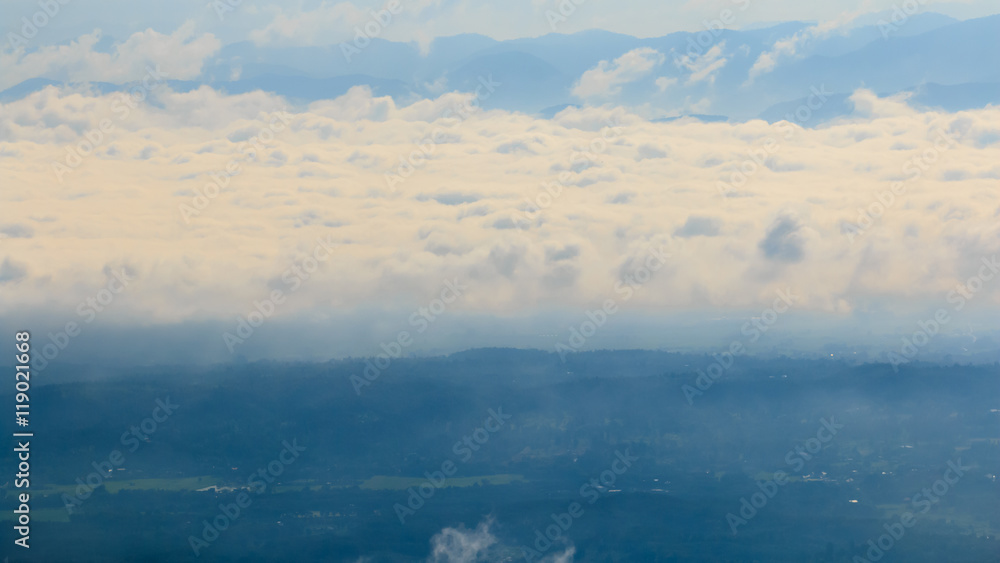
[
  {"xmin": 847, "ymin": 88, "xmax": 917, "ymax": 119},
  {"xmin": 423, "ymin": 519, "xmax": 573, "ymax": 563},
  {"xmin": 572, "ymin": 48, "xmax": 666, "ymax": 100},
  {"xmin": 249, "ymin": 1, "xmax": 376, "ymax": 46},
  {"xmin": 745, "ymin": 9, "xmax": 861, "ymax": 84},
  {"xmin": 673, "ymin": 42, "xmax": 728, "ymax": 86},
  {"xmin": 0, "ymin": 84, "xmax": 998, "ymax": 355},
  {"xmin": 0, "ymin": 22, "xmax": 220, "ymax": 90},
  {"xmin": 655, "ymin": 76, "xmax": 677, "ymax": 93},
  {"xmin": 543, "ymin": 547, "xmax": 576, "ymax": 563},
  {"xmin": 427, "ymin": 519, "xmax": 497, "ymax": 563}
]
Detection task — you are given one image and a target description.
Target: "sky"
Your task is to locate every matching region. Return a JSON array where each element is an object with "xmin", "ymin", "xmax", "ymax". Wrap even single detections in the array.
[
  {"xmin": 4, "ymin": 0, "xmax": 1000, "ymax": 46},
  {"xmin": 1, "ymin": 0, "xmax": 998, "ymax": 366}
]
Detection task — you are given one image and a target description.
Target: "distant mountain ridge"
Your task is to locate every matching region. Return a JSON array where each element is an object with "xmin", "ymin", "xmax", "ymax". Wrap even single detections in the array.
[{"xmin": 3, "ymin": 13, "xmax": 997, "ymax": 122}]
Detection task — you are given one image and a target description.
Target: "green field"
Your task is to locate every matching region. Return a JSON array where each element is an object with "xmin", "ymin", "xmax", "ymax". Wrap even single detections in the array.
[
  {"xmin": 273, "ymin": 480, "xmax": 327, "ymax": 493},
  {"xmin": 22, "ymin": 476, "xmax": 219, "ymax": 498},
  {"xmin": 10, "ymin": 473, "xmax": 527, "ymax": 500},
  {"xmin": 360, "ymin": 474, "xmax": 526, "ymax": 490}
]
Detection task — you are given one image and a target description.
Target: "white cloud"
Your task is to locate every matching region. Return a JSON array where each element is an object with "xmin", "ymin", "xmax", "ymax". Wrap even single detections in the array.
[
  {"xmin": 428, "ymin": 519, "xmax": 496, "ymax": 563},
  {"xmin": 0, "ymin": 84, "xmax": 998, "ymax": 342},
  {"xmin": 549, "ymin": 548, "xmax": 576, "ymax": 562},
  {"xmin": 847, "ymin": 88, "xmax": 916, "ymax": 119},
  {"xmin": 745, "ymin": 9, "xmax": 863, "ymax": 84},
  {"xmin": 674, "ymin": 42, "xmax": 728, "ymax": 86},
  {"xmin": 249, "ymin": 1, "xmax": 371, "ymax": 46},
  {"xmin": 655, "ymin": 76, "xmax": 678, "ymax": 93},
  {"xmin": 572, "ymin": 47, "xmax": 666, "ymax": 100},
  {"xmin": 0, "ymin": 22, "xmax": 220, "ymax": 91}
]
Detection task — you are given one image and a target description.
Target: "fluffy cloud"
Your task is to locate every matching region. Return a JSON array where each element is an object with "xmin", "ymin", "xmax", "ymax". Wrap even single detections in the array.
[
  {"xmin": 655, "ymin": 76, "xmax": 678, "ymax": 93},
  {"xmin": 428, "ymin": 519, "xmax": 497, "ymax": 562},
  {"xmin": 0, "ymin": 22, "xmax": 220, "ymax": 91},
  {"xmin": 249, "ymin": 1, "xmax": 378, "ymax": 46},
  {"xmin": 0, "ymin": 84, "xmax": 998, "ymax": 359},
  {"xmin": 424, "ymin": 518, "xmax": 573, "ymax": 563},
  {"xmin": 745, "ymin": 9, "xmax": 861, "ymax": 84},
  {"xmin": 673, "ymin": 42, "xmax": 728, "ymax": 86},
  {"xmin": 573, "ymin": 48, "xmax": 666, "ymax": 100}
]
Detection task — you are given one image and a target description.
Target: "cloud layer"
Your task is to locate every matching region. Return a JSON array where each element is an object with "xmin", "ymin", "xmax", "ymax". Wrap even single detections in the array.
[{"xmin": 1, "ymin": 84, "xmax": 998, "ymax": 331}]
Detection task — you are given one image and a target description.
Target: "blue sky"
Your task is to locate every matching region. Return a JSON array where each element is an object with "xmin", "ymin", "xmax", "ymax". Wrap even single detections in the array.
[{"xmin": 6, "ymin": 0, "xmax": 1000, "ymax": 48}]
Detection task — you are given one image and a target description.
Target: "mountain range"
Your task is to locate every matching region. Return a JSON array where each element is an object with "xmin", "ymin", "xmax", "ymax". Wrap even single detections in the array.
[{"xmin": 3, "ymin": 12, "xmax": 998, "ymax": 123}]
